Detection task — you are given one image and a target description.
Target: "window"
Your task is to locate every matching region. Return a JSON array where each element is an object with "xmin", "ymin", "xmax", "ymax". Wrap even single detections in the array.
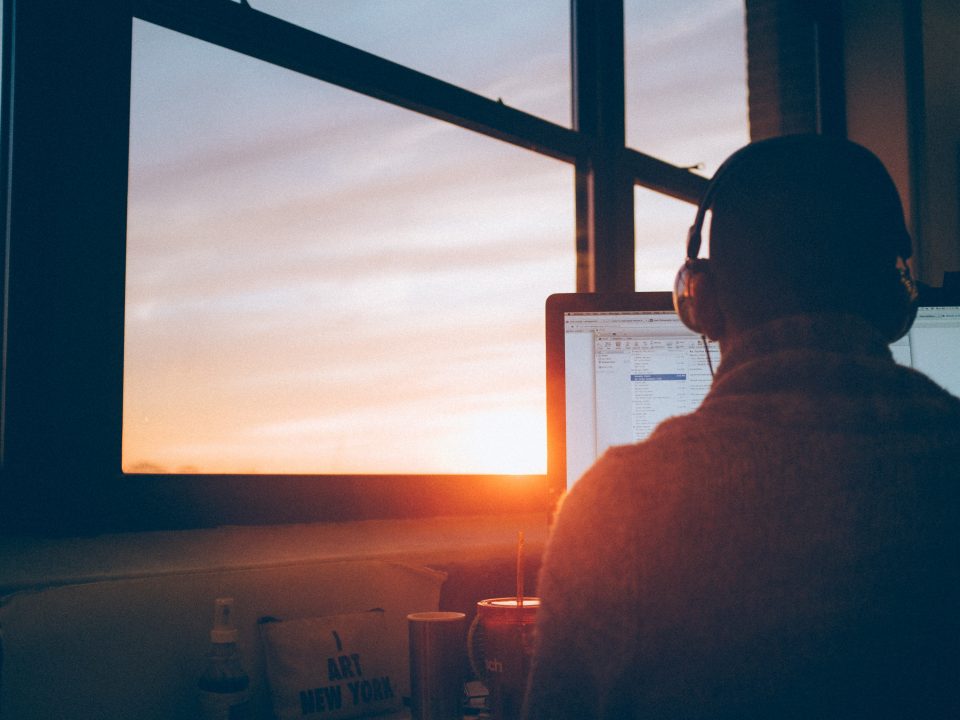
[
  {"xmin": 625, "ymin": 0, "xmax": 748, "ymax": 171},
  {"xmin": 625, "ymin": 0, "xmax": 749, "ymax": 289},
  {"xmin": 634, "ymin": 187, "xmax": 700, "ymax": 290},
  {"xmin": 1, "ymin": 1, "xmax": 756, "ymax": 533},
  {"xmin": 248, "ymin": 0, "xmax": 571, "ymax": 127},
  {"xmin": 125, "ymin": 20, "xmax": 574, "ymax": 475}
]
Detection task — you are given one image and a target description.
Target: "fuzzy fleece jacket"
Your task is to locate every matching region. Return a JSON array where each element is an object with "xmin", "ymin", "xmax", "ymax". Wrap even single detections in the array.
[{"xmin": 524, "ymin": 313, "xmax": 960, "ymax": 720}]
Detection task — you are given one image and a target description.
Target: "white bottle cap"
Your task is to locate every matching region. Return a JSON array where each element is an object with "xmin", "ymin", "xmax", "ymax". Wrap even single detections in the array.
[{"xmin": 210, "ymin": 597, "xmax": 239, "ymax": 643}]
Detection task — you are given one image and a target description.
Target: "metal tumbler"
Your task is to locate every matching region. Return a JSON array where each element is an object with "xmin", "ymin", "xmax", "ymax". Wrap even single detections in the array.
[{"xmin": 407, "ymin": 611, "xmax": 467, "ymax": 720}]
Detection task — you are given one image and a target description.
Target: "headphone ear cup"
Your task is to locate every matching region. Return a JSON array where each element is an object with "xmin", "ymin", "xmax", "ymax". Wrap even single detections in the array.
[
  {"xmin": 882, "ymin": 263, "xmax": 919, "ymax": 342},
  {"xmin": 674, "ymin": 259, "xmax": 702, "ymax": 333},
  {"xmin": 674, "ymin": 258, "xmax": 723, "ymax": 338}
]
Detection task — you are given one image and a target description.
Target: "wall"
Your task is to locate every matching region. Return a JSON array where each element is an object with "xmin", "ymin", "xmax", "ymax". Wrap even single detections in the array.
[
  {"xmin": 844, "ymin": 0, "xmax": 960, "ymax": 286},
  {"xmin": 744, "ymin": 0, "xmax": 960, "ymax": 287},
  {"xmin": 917, "ymin": 0, "xmax": 960, "ymax": 283}
]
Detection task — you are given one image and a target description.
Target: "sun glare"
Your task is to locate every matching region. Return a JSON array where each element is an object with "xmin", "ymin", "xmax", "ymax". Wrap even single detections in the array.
[{"xmin": 447, "ymin": 409, "xmax": 548, "ymax": 476}]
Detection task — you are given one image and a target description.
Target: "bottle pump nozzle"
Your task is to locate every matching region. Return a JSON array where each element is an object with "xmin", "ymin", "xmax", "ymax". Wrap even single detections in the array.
[{"xmin": 210, "ymin": 597, "xmax": 239, "ymax": 644}]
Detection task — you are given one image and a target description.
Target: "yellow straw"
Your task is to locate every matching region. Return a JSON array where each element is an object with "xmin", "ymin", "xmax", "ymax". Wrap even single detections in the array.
[{"xmin": 517, "ymin": 530, "xmax": 525, "ymax": 607}]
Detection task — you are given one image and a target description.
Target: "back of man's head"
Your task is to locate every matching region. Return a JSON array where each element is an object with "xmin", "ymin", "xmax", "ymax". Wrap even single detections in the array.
[{"xmin": 707, "ymin": 135, "xmax": 912, "ymax": 336}]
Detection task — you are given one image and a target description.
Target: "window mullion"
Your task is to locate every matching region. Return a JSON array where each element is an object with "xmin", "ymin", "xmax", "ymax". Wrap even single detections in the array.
[
  {"xmin": 135, "ymin": 0, "xmax": 584, "ymax": 164},
  {"xmin": 572, "ymin": 0, "xmax": 634, "ymax": 292}
]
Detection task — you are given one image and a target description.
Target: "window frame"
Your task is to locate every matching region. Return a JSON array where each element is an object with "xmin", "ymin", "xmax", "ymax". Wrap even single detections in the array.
[{"xmin": 0, "ymin": 0, "xmax": 707, "ymax": 534}]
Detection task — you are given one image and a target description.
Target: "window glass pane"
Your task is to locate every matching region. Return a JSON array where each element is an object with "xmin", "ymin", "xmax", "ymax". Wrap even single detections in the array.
[
  {"xmin": 625, "ymin": 0, "xmax": 749, "ymax": 175},
  {"xmin": 245, "ymin": 0, "xmax": 571, "ymax": 127},
  {"xmin": 634, "ymin": 187, "xmax": 696, "ymax": 291},
  {"xmin": 124, "ymin": 20, "xmax": 574, "ymax": 476}
]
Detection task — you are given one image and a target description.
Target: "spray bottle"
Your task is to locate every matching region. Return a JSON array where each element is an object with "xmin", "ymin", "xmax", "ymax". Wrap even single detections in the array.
[{"xmin": 198, "ymin": 597, "xmax": 253, "ymax": 720}]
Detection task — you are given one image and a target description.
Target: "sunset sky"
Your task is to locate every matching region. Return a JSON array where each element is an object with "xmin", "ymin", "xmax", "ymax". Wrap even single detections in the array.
[{"xmin": 122, "ymin": 0, "xmax": 748, "ymax": 475}]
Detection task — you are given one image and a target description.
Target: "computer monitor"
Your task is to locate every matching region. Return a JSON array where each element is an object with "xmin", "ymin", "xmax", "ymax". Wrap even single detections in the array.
[
  {"xmin": 545, "ymin": 293, "xmax": 960, "ymax": 496},
  {"xmin": 545, "ymin": 292, "xmax": 718, "ymax": 496},
  {"xmin": 890, "ymin": 305, "xmax": 960, "ymax": 396}
]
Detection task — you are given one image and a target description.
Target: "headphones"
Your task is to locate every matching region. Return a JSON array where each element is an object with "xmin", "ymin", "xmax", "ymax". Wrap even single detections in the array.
[{"xmin": 672, "ymin": 138, "xmax": 919, "ymax": 343}]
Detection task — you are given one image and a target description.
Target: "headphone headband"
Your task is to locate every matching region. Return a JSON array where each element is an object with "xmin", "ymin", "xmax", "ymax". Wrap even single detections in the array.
[
  {"xmin": 685, "ymin": 140, "xmax": 766, "ymax": 261},
  {"xmin": 685, "ymin": 136, "xmax": 913, "ymax": 263}
]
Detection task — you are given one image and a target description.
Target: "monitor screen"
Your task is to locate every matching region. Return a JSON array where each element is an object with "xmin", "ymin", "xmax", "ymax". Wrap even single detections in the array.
[
  {"xmin": 546, "ymin": 294, "xmax": 960, "ymax": 495},
  {"xmin": 890, "ymin": 305, "xmax": 960, "ymax": 396},
  {"xmin": 546, "ymin": 292, "xmax": 719, "ymax": 494}
]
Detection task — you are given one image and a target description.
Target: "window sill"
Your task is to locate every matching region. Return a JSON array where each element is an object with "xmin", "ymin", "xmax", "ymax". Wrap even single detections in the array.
[{"xmin": 0, "ymin": 511, "xmax": 549, "ymax": 596}]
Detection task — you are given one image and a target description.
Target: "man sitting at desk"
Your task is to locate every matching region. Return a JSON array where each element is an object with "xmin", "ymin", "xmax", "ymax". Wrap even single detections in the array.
[{"xmin": 523, "ymin": 135, "xmax": 960, "ymax": 719}]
